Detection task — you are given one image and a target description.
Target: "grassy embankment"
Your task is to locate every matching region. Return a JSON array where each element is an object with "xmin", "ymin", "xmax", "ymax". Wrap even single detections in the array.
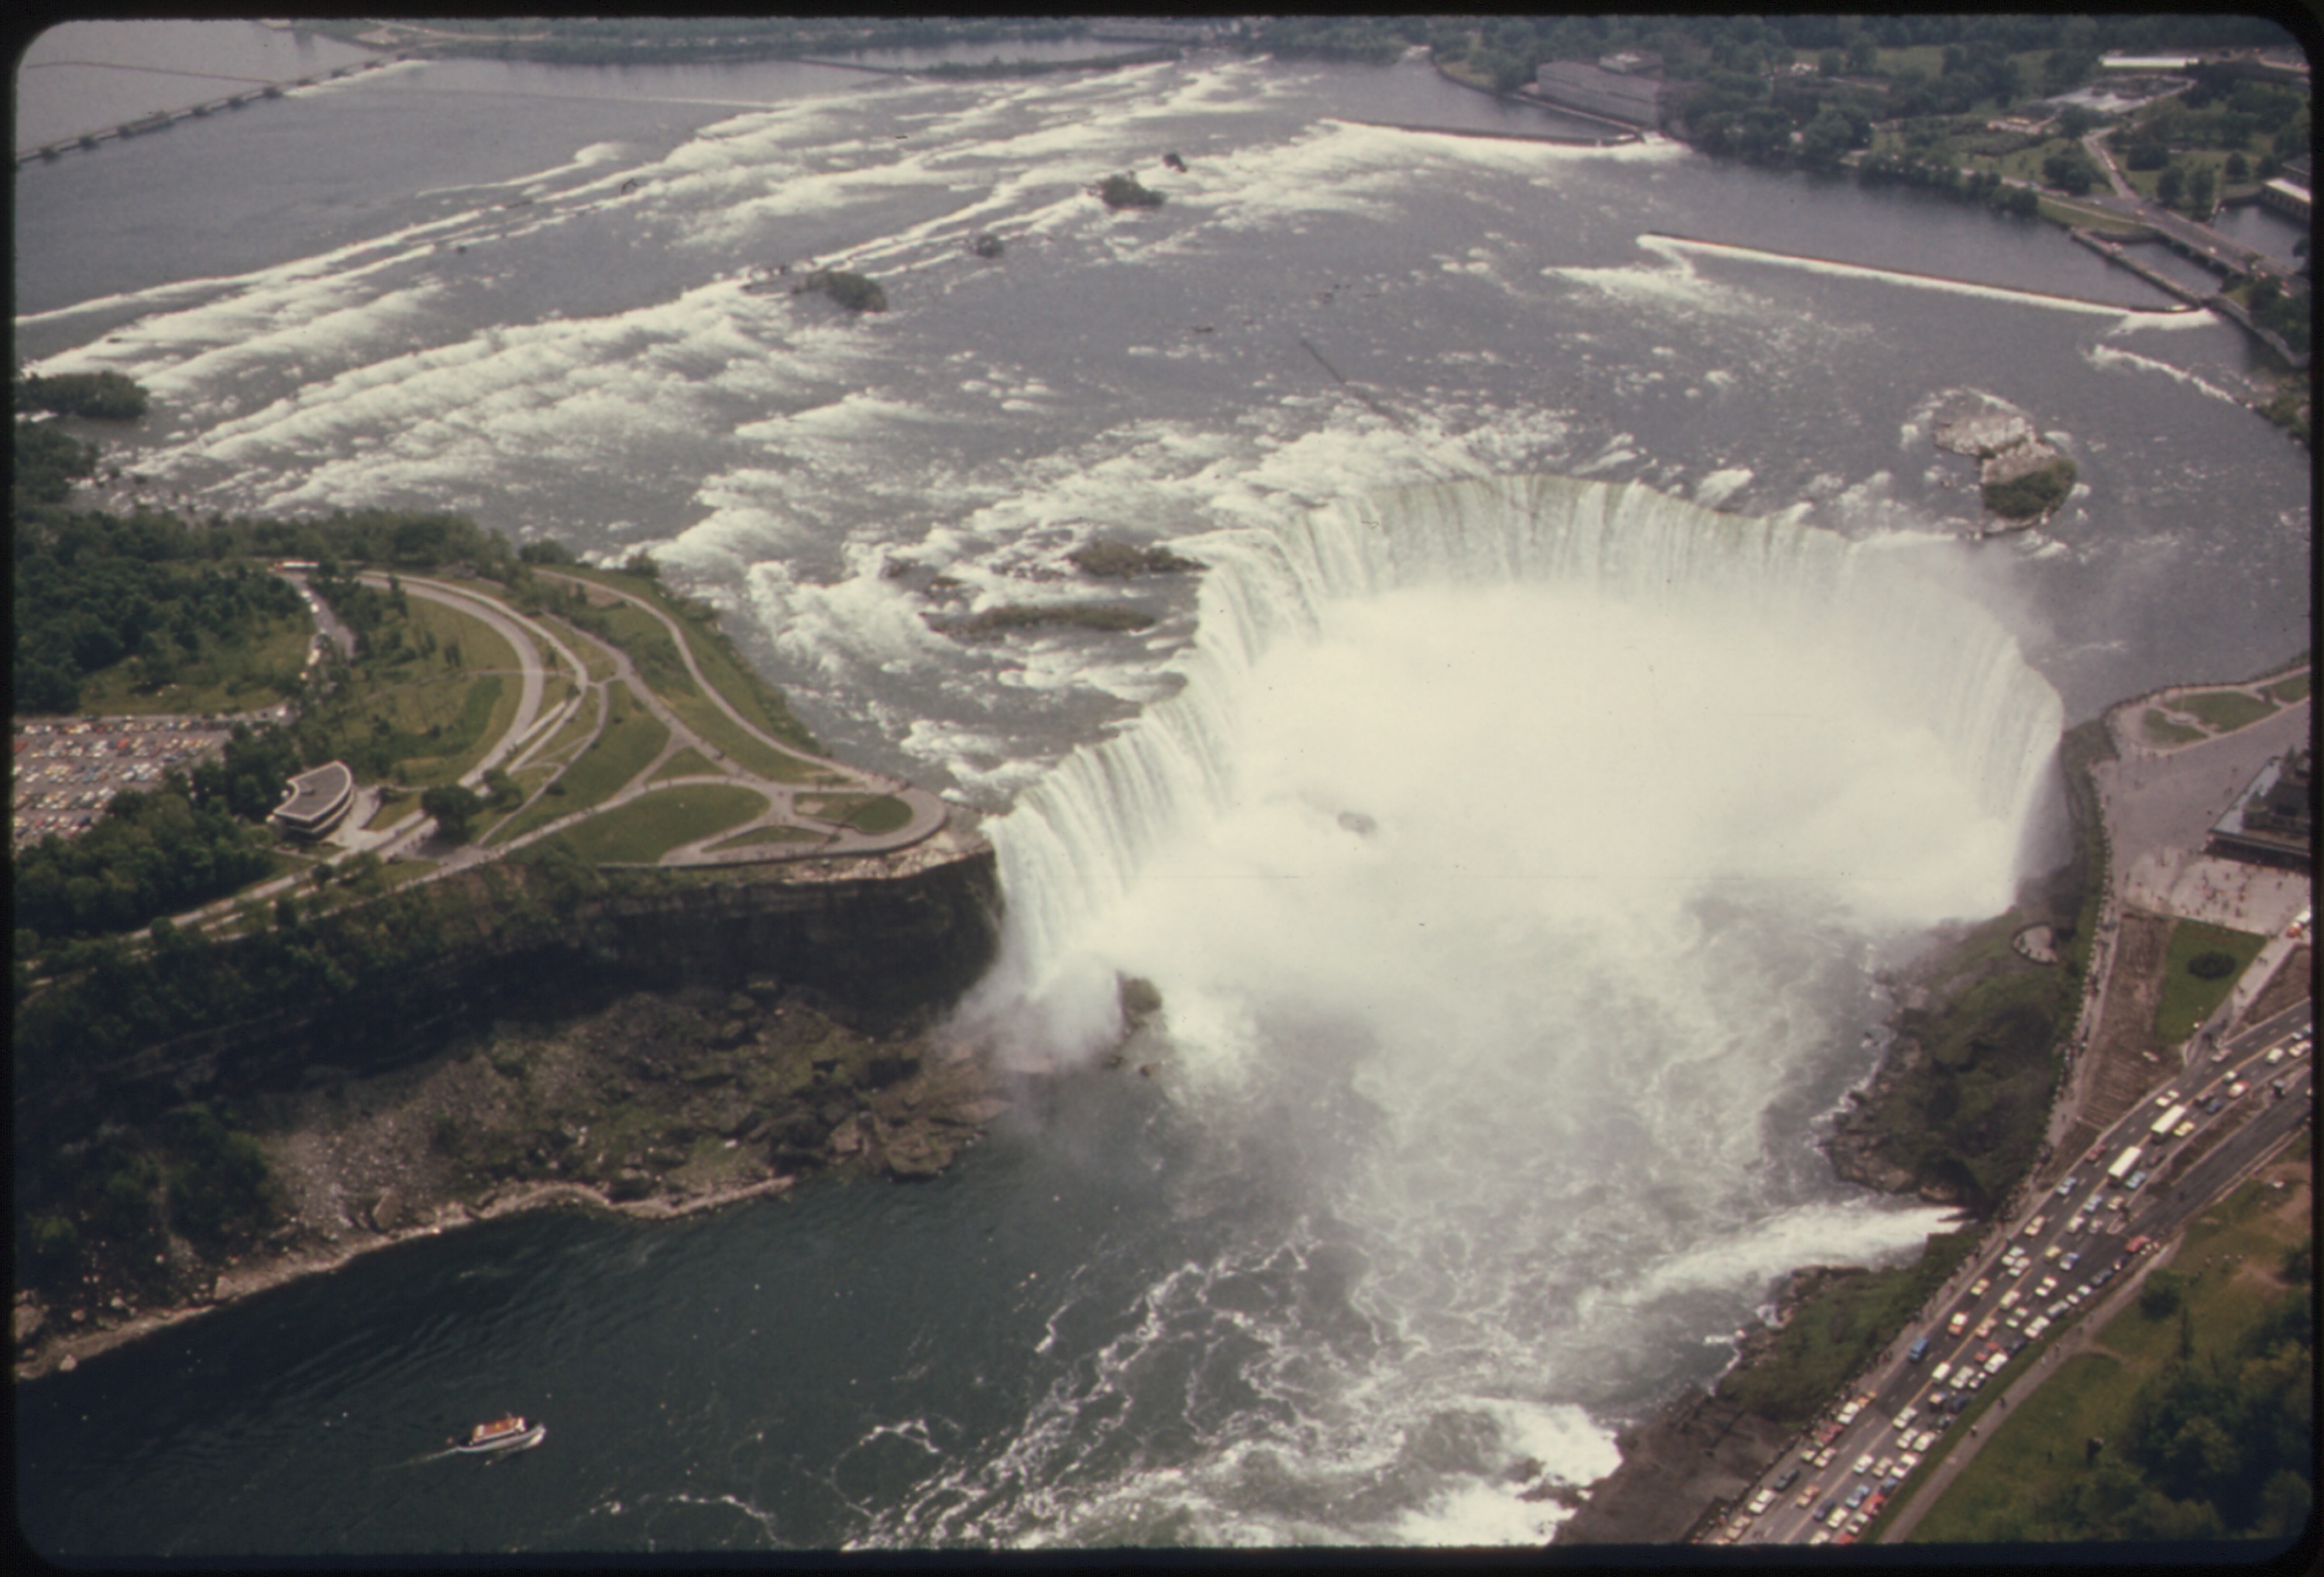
[
  {"xmin": 1899, "ymin": 1164, "xmax": 2312, "ymax": 1541},
  {"xmin": 553, "ymin": 567, "xmax": 825, "ymax": 763},
  {"xmin": 1717, "ymin": 1230, "xmax": 1983, "ymax": 1426}
]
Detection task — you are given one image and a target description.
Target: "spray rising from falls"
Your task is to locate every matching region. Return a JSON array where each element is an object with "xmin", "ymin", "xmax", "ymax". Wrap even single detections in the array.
[{"xmin": 970, "ymin": 472, "xmax": 2064, "ymax": 1064}]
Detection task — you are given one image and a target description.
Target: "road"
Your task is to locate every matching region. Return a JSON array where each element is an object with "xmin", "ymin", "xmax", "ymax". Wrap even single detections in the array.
[{"xmin": 1723, "ymin": 1012, "xmax": 2312, "ymax": 1548}]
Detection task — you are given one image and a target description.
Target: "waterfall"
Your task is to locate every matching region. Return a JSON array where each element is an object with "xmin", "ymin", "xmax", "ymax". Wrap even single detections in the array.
[{"xmin": 970, "ymin": 473, "xmax": 2064, "ymax": 1062}]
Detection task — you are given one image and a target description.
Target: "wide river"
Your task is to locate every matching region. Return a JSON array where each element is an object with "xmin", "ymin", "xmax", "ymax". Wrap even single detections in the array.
[{"xmin": 14, "ymin": 25, "xmax": 2311, "ymax": 1553}]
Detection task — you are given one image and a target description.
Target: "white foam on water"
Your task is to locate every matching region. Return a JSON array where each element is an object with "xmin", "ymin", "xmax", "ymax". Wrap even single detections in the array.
[
  {"xmin": 1691, "ymin": 466, "xmax": 1754, "ymax": 507},
  {"xmin": 2082, "ymin": 343, "xmax": 2246, "ymax": 406}
]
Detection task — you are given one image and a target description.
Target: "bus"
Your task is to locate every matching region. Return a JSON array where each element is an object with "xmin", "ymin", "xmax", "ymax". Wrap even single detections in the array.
[
  {"xmin": 2107, "ymin": 1145, "xmax": 2143, "ymax": 1183},
  {"xmin": 2149, "ymin": 1104, "xmax": 2188, "ymax": 1137}
]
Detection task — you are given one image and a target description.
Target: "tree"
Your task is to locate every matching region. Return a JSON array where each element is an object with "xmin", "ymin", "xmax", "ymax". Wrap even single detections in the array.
[
  {"xmin": 421, "ymin": 783, "xmax": 483, "ymax": 843},
  {"xmin": 2184, "ymin": 163, "xmax": 2216, "ymax": 216},
  {"xmin": 1844, "ymin": 34, "xmax": 1877, "ymax": 74},
  {"xmin": 2156, "ymin": 163, "xmax": 2186, "ymax": 206},
  {"xmin": 19, "ymin": 370, "xmax": 150, "ymax": 421},
  {"xmin": 1798, "ymin": 107, "xmax": 1855, "ymax": 170},
  {"xmin": 2225, "ymin": 151, "xmax": 2250, "ymax": 184},
  {"xmin": 621, "ymin": 550, "xmax": 662, "ymax": 580},
  {"xmin": 2058, "ymin": 104, "xmax": 2101, "ymax": 139},
  {"xmin": 2042, "ymin": 145, "xmax": 2099, "ymax": 195}
]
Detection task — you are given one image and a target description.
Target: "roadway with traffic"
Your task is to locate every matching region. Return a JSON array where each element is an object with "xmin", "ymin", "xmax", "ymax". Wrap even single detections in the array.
[{"xmin": 1718, "ymin": 1005, "xmax": 2312, "ymax": 1547}]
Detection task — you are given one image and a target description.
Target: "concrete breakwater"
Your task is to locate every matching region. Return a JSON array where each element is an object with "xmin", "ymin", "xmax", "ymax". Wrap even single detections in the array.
[{"xmin": 15, "ymin": 55, "xmax": 405, "ymax": 167}]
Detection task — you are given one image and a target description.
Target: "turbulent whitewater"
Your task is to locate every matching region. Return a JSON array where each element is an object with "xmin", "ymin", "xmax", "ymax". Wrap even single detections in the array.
[
  {"xmin": 893, "ymin": 475, "xmax": 2064, "ymax": 1542},
  {"xmin": 975, "ymin": 472, "xmax": 2064, "ymax": 1060}
]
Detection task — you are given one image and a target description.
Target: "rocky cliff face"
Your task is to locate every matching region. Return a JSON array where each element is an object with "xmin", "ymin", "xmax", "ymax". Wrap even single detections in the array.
[{"xmin": 22, "ymin": 849, "xmax": 1001, "ymax": 1139}]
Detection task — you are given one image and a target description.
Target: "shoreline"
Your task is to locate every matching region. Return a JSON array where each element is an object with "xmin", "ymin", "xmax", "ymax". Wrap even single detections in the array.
[
  {"xmin": 17, "ymin": 1171, "xmax": 802, "ymax": 1383},
  {"xmin": 15, "ymin": 974, "xmax": 1023, "ymax": 1385}
]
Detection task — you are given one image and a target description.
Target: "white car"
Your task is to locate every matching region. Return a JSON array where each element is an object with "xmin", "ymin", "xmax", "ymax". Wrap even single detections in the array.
[
  {"xmin": 1748, "ymin": 1488, "xmax": 1776, "ymax": 1515},
  {"xmin": 1911, "ymin": 1430, "xmax": 1937, "ymax": 1453},
  {"xmin": 1898, "ymin": 1450, "xmax": 1921, "ymax": 1471},
  {"xmin": 1854, "ymin": 1452, "xmax": 1875, "ymax": 1475}
]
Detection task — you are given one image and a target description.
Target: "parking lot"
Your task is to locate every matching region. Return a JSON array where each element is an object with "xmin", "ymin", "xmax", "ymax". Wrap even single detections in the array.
[{"xmin": 9, "ymin": 712, "xmax": 282, "ymax": 848}]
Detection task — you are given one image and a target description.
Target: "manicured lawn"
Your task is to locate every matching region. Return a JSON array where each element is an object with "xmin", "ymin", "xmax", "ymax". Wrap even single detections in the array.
[
  {"xmin": 662, "ymin": 689, "xmax": 821, "ymax": 783},
  {"xmin": 525, "ymin": 687, "xmax": 603, "ymax": 770},
  {"xmin": 558, "ymin": 566, "xmax": 823, "ymax": 751},
  {"xmin": 2262, "ymin": 672, "xmax": 2309, "ymax": 703},
  {"xmin": 797, "ymin": 793, "xmax": 914, "ymax": 834},
  {"xmin": 650, "ymin": 746, "xmax": 720, "ymax": 783},
  {"xmin": 532, "ymin": 783, "xmax": 768, "ymax": 864},
  {"xmin": 488, "ymin": 687, "xmax": 665, "ymax": 843},
  {"xmin": 2167, "ymin": 687, "xmax": 2278, "ymax": 734},
  {"xmin": 2141, "ymin": 708, "xmax": 2205, "ymax": 746},
  {"xmin": 2154, "ymin": 920, "xmax": 2267, "ymax": 1042}
]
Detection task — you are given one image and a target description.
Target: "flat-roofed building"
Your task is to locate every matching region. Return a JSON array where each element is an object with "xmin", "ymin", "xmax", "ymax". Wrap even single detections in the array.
[
  {"xmin": 2209, "ymin": 748, "xmax": 2313, "ymax": 868},
  {"xmin": 2259, "ymin": 176, "xmax": 2312, "ymax": 222},
  {"xmin": 270, "ymin": 760, "xmax": 356, "ymax": 839}
]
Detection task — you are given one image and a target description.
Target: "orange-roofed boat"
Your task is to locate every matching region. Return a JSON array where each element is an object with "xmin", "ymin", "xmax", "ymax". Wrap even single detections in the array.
[{"xmin": 448, "ymin": 1415, "xmax": 545, "ymax": 1454}]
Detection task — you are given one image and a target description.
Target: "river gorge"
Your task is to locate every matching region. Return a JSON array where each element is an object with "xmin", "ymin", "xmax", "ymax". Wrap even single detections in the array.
[{"xmin": 14, "ymin": 25, "xmax": 2310, "ymax": 1553}]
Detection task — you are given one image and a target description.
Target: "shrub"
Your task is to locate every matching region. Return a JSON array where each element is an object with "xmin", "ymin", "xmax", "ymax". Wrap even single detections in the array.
[
  {"xmin": 2186, "ymin": 950, "xmax": 2237, "ymax": 980},
  {"xmin": 1099, "ymin": 173, "xmax": 1164, "ymax": 209},
  {"xmin": 792, "ymin": 268, "xmax": 888, "ymax": 312},
  {"xmin": 1984, "ymin": 457, "xmax": 2076, "ymax": 520}
]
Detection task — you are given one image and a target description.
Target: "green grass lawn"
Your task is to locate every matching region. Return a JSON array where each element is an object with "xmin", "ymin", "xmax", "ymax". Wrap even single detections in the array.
[
  {"xmin": 2262, "ymin": 672, "xmax": 2309, "ymax": 704},
  {"xmin": 524, "ymin": 688, "xmax": 603, "ymax": 771},
  {"xmin": 74, "ymin": 611, "xmax": 315, "ymax": 716},
  {"xmin": 530, "ymin": 783, "xmax": 768, "ymax": 864},
  {"xmin": 487, "ymin": 687, "xmax": 666, "ymax": 843},
  {"xmin": 558, "ymin": 567, "xmax": 822, "ymax": 750},
  {"xmin": 796, "ymin": 793, "xmax": 913, "ymax": 834},
  {"xmin": 1907, "ymin": 1173, "xmax": 2308, "ymax": 1541},
  {"xmin": 2141, "ymin": 708, "xmax": 2206, "ymax": 746},
  {"xmin": 2154, "ymin": 920, "xmax": 2267, "ymax": 1043},
  {"xmin": 2166, "ymin": 687, "xmax": 2279, "ymax": 734},
  {"xmin": 1906, "ymin": 1351, "xmax": 2132, "ymax": 1541},
  {"xmin": 649, "ymin": 746, "xmax": 720, "ymax": 782}
]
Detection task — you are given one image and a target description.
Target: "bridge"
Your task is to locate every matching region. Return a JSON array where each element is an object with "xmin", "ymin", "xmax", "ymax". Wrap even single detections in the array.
[{"xmin": 15, "ymin": 54, "xmax": 404, "ymax": 168}]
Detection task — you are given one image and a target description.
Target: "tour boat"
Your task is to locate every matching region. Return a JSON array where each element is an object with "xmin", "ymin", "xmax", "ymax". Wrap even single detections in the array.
[{"xmin": 448, "ymin": 1415, "xmax": 545, "ymax": 1454}]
